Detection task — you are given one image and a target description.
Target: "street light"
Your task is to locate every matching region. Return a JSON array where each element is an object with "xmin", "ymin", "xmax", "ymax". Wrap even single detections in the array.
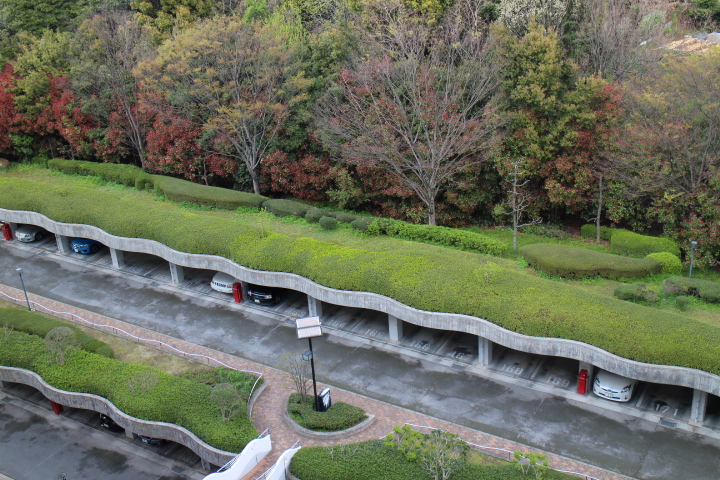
[
  {"xmin": 296, "ymin": 316, "xmax": 322, "ymax": 412},
  {"xmin": 16, "ymin": 267, "xmax": 31, "ymax": 311},
  {"xmin": 689, "ymin": 241, "xmax": 698, "ymax": 278}
]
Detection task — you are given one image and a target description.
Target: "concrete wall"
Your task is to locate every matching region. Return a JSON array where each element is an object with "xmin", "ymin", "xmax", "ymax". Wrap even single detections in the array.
[
  {"xmin": 0, "ymin": 366, "xmax": 238, "ymax": 466},
  {"xmin": 2, "ymin": 208, "xmax": 720, "ymax": 396}
]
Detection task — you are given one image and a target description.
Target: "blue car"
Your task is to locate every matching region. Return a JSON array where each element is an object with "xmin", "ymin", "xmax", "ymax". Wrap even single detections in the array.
[{"xmin": 71, "ymin": 238, "xmax": 103, "ymax": 254}]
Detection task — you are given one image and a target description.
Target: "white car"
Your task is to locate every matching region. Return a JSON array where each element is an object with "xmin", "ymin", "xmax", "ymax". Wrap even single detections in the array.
[
  {"xmin": 15, "ymin": 224, "xmax": 47, "ymax": 242},
  {"xmin": 210, "ymin": 272, "xmax": 237, "ymax": 293},
  {"xmin": 593, "ymin": 370, "xmax": 639, "ymax": 402}
]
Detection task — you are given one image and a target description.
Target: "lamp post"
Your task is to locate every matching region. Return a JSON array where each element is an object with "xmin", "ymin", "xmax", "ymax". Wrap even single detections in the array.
[
  {"xmin": 689, "ymin": 241, "xmax": 698, "ymax": 278},
  {"xmin": 296, "ymin": 316, "xmax": 322, "ymax": 411},
  {"xmin": 16, "ymin": 267, "xmax": 31, "ymax": 311}
]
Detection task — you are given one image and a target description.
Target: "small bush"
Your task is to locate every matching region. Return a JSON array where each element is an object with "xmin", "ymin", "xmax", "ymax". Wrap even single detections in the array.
[
  {"xmin": 333, "ymin": 212, "xmax": 358, "ymax": 223},
  {"xmin": 614, "ymin": 282, "xmax": 660, "ymax": 304},
  {"xmin": 30, "ymin": 156, "xmax": 49, "ymax": 168},
  {"xmin": 350, "ymin": 217, "xmax": 378, "ymax": 232},
  {"xmin": 520, "ymin": 244, "xmax": 662, "ymax": 279},
  {"xmin": 288, "ymin": 393, "xmax": 366, "ymax": 431},
  {"xmin": 580, "ymin": 224, "xmax": 621, "ymax": 241},
  {"xmin": 646, "ymin": 252, "xmax": 682, "ymax": 275},
  {"xmin": 305, "ymin": 208, "xmax": 329, "ymax": 223},
  {"xmin": 663, "ymin": 277, "xmax": 720, "ymax": 303},
  {"xmin": 0, "ymin": 158, "xmax": 8, "ymax": 171},
  {"xmin": 319, "ymin": 216, "xmax": 338, "ymax": 230},
  {"xmin": 611, "ymin": 230, "xmax": 681, "ymax": 257},
  {"xmin": 676, "ymin": 295, "xmax": 690, "ymax": 311},
  {"xmin": 262, "ymin": 199, "xmax": 310, "ymax": 217},
  {"xmin": 522, "ymin": 223, "xmax": 569, "ymax": 239}
]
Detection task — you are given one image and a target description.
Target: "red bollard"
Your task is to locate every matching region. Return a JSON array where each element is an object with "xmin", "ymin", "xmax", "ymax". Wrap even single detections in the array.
[
  {"xmin": 232, "ymin": 282, "xmax": 243, "ymax": 303},
  {"xmin": 577, "ymin": 369, "xmax": 588, "ymax": 395},
  {"xmin": 51, "ymin": 401, "xmax": 64, "ymax": 415}
]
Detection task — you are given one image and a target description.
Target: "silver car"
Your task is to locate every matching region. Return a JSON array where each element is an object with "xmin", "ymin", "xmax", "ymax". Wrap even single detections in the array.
[{"xmin": 15, "ymin": 224, "xmax": 47, "ymax": 242}]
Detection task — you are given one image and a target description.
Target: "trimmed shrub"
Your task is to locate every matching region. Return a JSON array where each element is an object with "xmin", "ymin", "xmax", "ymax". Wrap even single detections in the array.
[
  {"xmin": 48, "ymin": 159, "xmax": 146, "ymax": 188},
  {"xmin": 663, "ymin": 277, "xmax": 720, "ymax": 303},
  {"xmin": 262, "ymin": 199, "xmax": 310, "ymax": 217},
  {"xmin": 614, "ymin": 283, "xmax": 660, "ymax": 304},
  {"xmin": 319, "ymin": 216, "xmax": 338, "ymax": 230},
  {"xmin": 154, "ymin": 176, "xmax": 267, "ymax": 209},
  {"xmin": 288, "ymin": 393, "xmax": 366, "ymax": 431},
  {"xmin": 0, "ymin": 308, "xmax": 113, "ymax": 357},
  {"xmin": 520, "ymin": 244, "xmax": 662, "ymax": 279},
  {"xmin": 4, "ymin": 176, "xmax": 720, "ymax": 375},
  {"xmin": 350, "ymin": 217, "xmax": 378, "ymax": 232},
  {"xmin": 0, "ymin": 330, "xmax": 258, "ymax": 451},
  {"xmin": 30, "ymin": 156, "xmax": 49, "ymax": 168},
  {"xmin": 676, "ymin": 295, "xmax": 690, "ymax": 311},
  {"xmin": 305, "ymin": 207, "xmax": 329, "ymax": 223},
  {"xmin": 580, "ymin": 224, "xmax": 621, "ymax": 241},
  {"xmin": 371, "ymin": 218, "xmax": 505, "ymax": 256},
  {"xmin": 333, "ymin": 212, "xmax": 358, "ymax": 223},
  {"xmin": 646, "ymin": 252, "xmax": 682, "ymax": 275},
  {"xmin": 0, "ymin": 158, "xmax": 8, "ymax": 171},
  {"xmin": 611, "ymin": 230, "xmax": 681, "ymax": 257},
  {"xmin": 522, "ymin": 223, "xmax": 569, "ymax": 239}
]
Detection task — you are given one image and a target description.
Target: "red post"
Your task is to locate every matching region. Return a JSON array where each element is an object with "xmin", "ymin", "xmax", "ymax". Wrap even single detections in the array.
[
  {"xmin": 577, "ymin": 369, "xmax": 588, "ymax": 395},
  {"xmin": 2, "ymin": 223, "xmax": 12, "ymax": 241},
  {"xmin": 232, "ymin": 282, "xmax": 242, "ymax": 303},
  {"xmin": 51, "ymin": 401, "xmax": 64, "ymax": 415}
]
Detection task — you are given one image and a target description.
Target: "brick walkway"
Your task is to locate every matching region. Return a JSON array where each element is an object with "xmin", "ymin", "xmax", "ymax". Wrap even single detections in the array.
[{"xmin": 0, "ymin": 285, "xmax": 634, "ymax": 480}]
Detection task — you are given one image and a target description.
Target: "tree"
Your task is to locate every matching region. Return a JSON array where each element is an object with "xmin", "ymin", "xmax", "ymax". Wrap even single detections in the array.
[
  {"xmin": 513, "ymin": 451, "xmax": 549, "ymax": 479},
  {"xmin": 573, "ymin": 0, "xmax": 667, "ymax": 82},
  {"xmin": 385, "ymin": 425, "xmax": 469, "ymax": 480},
  {"xmin": 210, "ymin": 382, "xmax": 244, "ymax": 422},
  {"xmin": 45, "ymin": 326, "xmax": 80, "ymax": 365},
  {"xmin": 498, "ymin": 156, "xmax": 541, "ymax": 251},
  {"xmin": 497, "ymin": 0, "xmax": 577, "ymax": 38},
  {"xmin": 316, "ymin": 1, "xmax": 503, "ymax": 225},
  {"xmin": 285, "ymin": 354, "xmax": 313, "ymax": 404},
  {"xmin": 70, "ymin": 11, "xmax": 154, "ymax": 164},
  {"xmin": 498, "ymin": 23, "xmax": 622, "ymax": 219},
  {"xmin": 140, "ymin": 16, "xmax": 297, "ymax": 194}
]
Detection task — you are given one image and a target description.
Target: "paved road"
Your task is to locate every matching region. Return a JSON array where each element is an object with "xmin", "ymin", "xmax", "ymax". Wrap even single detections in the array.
[{"xmin": 1, "ymin": 241, "xmax": 720, "ymax": 480}]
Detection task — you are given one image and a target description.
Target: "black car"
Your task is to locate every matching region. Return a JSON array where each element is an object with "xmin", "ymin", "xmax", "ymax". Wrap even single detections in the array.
[
  {"xmin": 247, "ymin": 284, "xmax": 282, "ymax": 306},
  {"xmin": 140, "ymin": 435, "xmax": 169, "ymax": 446},
  {"xmin": 99, "ymin": 414, "xmax": 124, "ymax": 432}
]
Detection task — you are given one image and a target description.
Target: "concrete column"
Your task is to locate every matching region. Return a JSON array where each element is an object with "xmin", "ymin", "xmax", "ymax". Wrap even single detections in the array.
[
  {"xmin": 125, "ymin": 430, "xmax": 134, "ymax": 439},
  {"xmin": 691, "ymin": 389, "xmax": 708, "ymax": 424},
  {"xmin": 307, "ymin": 295, "xmax": 323, "ymax": 318},
  {"xmin": 56, "ymin": 235, "xmax": 71, "ymax": 254},
  {"xmin": 169, "ymin": 263, "xmax": 184, "ymax": 284},
  {"xmin": 110, "ymin": 248, "xmax": 125, "ymax": 269},
  {"xmin": 477, "ymin": 337, "xmax": 493, "ymax": 366},
  {"xmin": 201, "ymin": 458, "xmax": 211, "ymax": 472},
  {"xmin": 5, "ymin": 222, "xmax": 17, "ymax": 240},
  {"xmin": 0, "ymin": 379, "xmax": 5, "ymax": 388},
  {"xmin": 240, "ymin": 281, "xmax": 249, "ymax": 302},
  {"xmin": 388, "ymin": 314, "xmax": 404, "ymax": 342}
]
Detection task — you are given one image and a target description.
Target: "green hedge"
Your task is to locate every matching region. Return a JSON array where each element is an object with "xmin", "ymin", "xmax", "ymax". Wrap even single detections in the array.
[
  {"xmin": 614, "ymin": 283, "xmax": 660, "ymax": 304},
  {"xmin": 290, "ymin": 440, "xmax": 574, "ymax": 480},
  {"xmin": 333, "ymin": 212, "xmax": 357, "ymax": 223},
  {"xmin": 370, "ymin": 219, "xmax": 505, "ymax": 256},
  {"xmin": 2, "ymin": 176, "xmax": 720, "ymax": 374},
  {"xmin": 350, "ymin": 217, "xmax": 377, "ymax": 232},
  {"xmin": 646, "ymin": 252, "xmax": 682, "ymax": 275},
  {"xmin": 261, "ymin": 199, "xmax": 310, "ymax": 217},
  {"xmin": 287, "ymin": 393, "xmax": 366, "ymax": 431},
  {"xmin": 48, "ymin": 159, "xmax": 153, "ymax": 190},
  {"xmin": 154, "ymin": 176, "xmax": 267, "ymax": 209},
  {"xmin": 0, "ymin": 329, "xmax": 258, "ymax": 451},
  {"xmin": 520, "ymin": 244, "xmax": 662, "ymax": 280},
  {"xmin": 319, "ymin": 216, "xmax": 338, "ymax": 230},
  {"xmin": 522, "ymin": 223, "xmax": 569, "ymax": 239},
  {"xmin": 0, "ymin": 308, "xmax": 113, "ymax": 357},
  {"xmin": 305, "ymin": 207, "xmax": 330, "ymax": 223},
  {"xmin": 663, "ymin": 277, "xmax": 720, "ymax": 303},
  {"xmin": 611, "ymin": 230, "xmax": 681, "ymax": 257},
  {"xmin": 580, "ymin": 224, "xmax": 621, "ymax": 241}
]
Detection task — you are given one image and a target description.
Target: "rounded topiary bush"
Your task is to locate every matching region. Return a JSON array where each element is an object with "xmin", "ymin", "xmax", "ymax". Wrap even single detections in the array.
[
  {"xmin": 614, "ymin": 282, "xmax": 660, "ymax": 304},
  {"xmin": 350, "ymin": 216, "xmax": 378, "ymax": 232},
  {"xmin": 581, "ymin": 224, "xmax": 620, "ymax": 241},
  {"xmin": 333, "ymin": 212, "xmax": 358, "ymax": 223},
  {"xmin": 676, "ymin": 295, "xmax": 690, "ymax": 311},
  {"xmin": 287, "ymin": 393, "xmax": 366, "ymax": 431},
  {"xmin": 646, "ymin": 252, "xmax": 682, "ymax": 275},
  {"xmin": 611, "ymin": 230, "xmax": 681, "ymax": 257},
  {"xmin": 306, "ymin": 208, "xmax": 330, "ymax": 223},
  {"xmin": 262, "ymin": 199, "xmax": 310, "ymax": 217},
  {"xmin": 319, "ymin": 216, "xmax": 338, "ymax": 230}
]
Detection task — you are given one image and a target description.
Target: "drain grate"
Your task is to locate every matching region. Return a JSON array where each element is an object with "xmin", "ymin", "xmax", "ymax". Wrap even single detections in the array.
[
  {"xmin": 451, "ymin": 363, "xmax": 466, "ymax": 371},
  {"xmin": 150, "ymin": 282, "xmax": 159, "ymax": 287},
  {"xmin": 171, "ymin": 466, "xmax": 185, "ymax": 473},
  {"xmin": 660, "ymin": 419, "xmax": 677, "ymax": 428}
]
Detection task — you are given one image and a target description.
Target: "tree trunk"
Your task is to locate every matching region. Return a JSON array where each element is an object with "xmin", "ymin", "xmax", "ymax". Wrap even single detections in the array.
[
  {"xmin": 427, "ymin": 202, "xmax": 437, "ymax": 226},
  {"xmin": 249, "ymin": 166, "xmax": 260, "ymax": 195},
  {"xmin": 596, "ymin": 174, "xmax": 603, "ymax": 243}
]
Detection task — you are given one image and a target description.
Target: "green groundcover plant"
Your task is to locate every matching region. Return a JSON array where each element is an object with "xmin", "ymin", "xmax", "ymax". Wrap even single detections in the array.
[
  {"xmin": 1, "ymin": 176, "xmax": 719, "ymax": 374},
  {"xmin": 0, "ymin": 326, "xmax": 259, "ymax": 452},
  {"xmin": 290, "ymin": 439, "xmax": 575, "ymax": 480},
  {"xmin": 287, "ymin": 392, "xmax": 366, "ymax": 431}
]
